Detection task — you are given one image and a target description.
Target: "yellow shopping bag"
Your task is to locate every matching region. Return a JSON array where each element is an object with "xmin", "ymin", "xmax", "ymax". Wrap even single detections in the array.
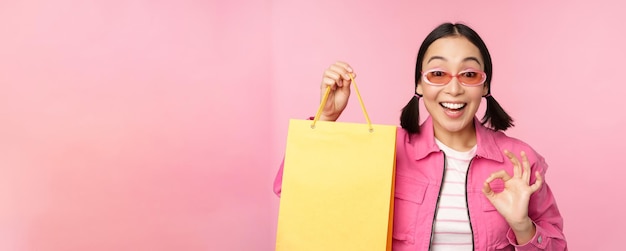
[{"xmin": 275, "ymin": 76, "xmax": 397, "ymax": 251}]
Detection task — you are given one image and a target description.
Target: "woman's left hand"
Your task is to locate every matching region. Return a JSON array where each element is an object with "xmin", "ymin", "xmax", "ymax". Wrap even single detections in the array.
[{"xmin": 482, "ymin": 150, "xmax": 543, "ymax": 243}]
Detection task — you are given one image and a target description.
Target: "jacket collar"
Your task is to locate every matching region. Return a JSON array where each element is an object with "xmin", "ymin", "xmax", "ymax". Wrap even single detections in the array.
[{"xmin": 412, "ymin": 116, "xmax": 504, "ymax": 163}]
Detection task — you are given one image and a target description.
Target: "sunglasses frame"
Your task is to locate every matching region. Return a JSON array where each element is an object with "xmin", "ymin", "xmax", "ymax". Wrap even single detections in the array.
[{"xmin": 421, "ymin": 68, "xmax": 487, "ymax": 87}]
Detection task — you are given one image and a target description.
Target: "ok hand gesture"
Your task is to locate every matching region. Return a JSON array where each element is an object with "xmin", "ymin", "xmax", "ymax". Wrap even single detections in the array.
[{"xmin": 482, "ymin": 150, "xmax": 543, "ymax": 244}]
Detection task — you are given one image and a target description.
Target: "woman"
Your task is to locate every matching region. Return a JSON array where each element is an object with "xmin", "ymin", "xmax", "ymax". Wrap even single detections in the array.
[{"xmin": 274, "ymin": 22, "xmax": 566, "ymax": 250}]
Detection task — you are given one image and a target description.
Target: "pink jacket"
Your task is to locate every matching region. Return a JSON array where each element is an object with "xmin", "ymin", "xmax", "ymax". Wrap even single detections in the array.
[{"xmin": 274, "ymin": 117, "xmax": 567, "ymax": 250}]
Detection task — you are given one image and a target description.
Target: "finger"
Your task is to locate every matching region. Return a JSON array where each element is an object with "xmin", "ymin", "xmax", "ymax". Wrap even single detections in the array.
[
  {"xmin": 322, "ymin": 77, "xmax": 338, "ymax": 91},
  {"xmin": 482, "ymin": 181, "xmax": 494, "ymax": 198},
  {"xmin": 340, "ymin": 73, "xmax": 355, "ymax": 89},
  {"xmin": 504, "ymin": 149, "xmax": 522, "ymax": 179},
  {"xmin": 485, "ymin": 170, "xmax": 512, "ymax": 183},
  {"xmin": 530, "ymin": 171, "xmax": 543, "ymax": 193},
  {"xmin": 323, "ymin": 69, "xmax": 343, "ymax": 87},
  {"xmin": 329, "ymin": 64, "xmax": 350, "ymax": 80},
  {"xmin": 326, "ymin": 62, "xmax": 356, "ymax": 88},
  {"xmin": 322, "ymin": 73, "xmax": 343, "ymax": 90},
  {"xmin": 333, "ymin": 61, "xmax": 353, "ymax": 73},
  {"xmin": 520, "ymin": 151, "xmax": 531, "ymax": 184},
  {"xmin": 347, "ymin": 72, "xmax": 356, "ymax": 80}
]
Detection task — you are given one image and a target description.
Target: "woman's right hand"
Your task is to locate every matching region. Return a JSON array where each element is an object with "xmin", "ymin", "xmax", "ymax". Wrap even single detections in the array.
[{"xmin": 319, "ymin": 61, "xmax": 355, "ymax": 122}]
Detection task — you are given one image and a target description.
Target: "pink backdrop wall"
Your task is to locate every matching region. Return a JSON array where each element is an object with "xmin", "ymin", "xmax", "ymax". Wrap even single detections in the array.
[
  {"xmin": 0, "ymin": 0, "xmax": 623, "ymax": 250},
  {"xmin": 0, "ymin": 0, "xmax": 273, "ymax": 250}
]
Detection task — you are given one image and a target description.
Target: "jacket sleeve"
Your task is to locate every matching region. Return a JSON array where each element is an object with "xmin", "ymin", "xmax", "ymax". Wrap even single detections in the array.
[
  {"xmin": 273, "ymin": 158, "xmax": 285, "ymax": 197},
  {"xmin": 506, "ymin": 153, "xmax": 567, "ymax": 250},
  {"xmin": 274, "ymin": 117, "xmax": 314, "ymax": 197}
]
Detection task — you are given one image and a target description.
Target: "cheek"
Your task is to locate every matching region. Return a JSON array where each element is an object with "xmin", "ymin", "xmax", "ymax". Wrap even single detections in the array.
[
  {"xmin": 420, "ymin": 85, "xmax": 440, "ymax": 101},
  {"xmin": 420, "ymin": 87, "xmax": 441, "ymax": 111},
  {"xmin": 469, "ymin": 88, "xmax": 486, "ymax": 101}
]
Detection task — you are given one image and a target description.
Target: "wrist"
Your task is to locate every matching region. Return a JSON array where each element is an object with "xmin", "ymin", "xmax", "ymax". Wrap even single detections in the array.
[
  {"xmin": 509, "ymin": 217, "xmax": 536, "ymax": 244},
  {"xmin": 510, "ymin": 217, "xmax": 533, "ymax": 232},
  {"xmin": 319, "ymin": 114, "xmax": 337, "ymax": 122}
]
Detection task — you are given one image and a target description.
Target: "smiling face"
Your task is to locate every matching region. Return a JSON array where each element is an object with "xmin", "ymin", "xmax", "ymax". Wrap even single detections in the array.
[{"xmin": 416, "ymin": 36, "xmax": 489, "ymax": 138}]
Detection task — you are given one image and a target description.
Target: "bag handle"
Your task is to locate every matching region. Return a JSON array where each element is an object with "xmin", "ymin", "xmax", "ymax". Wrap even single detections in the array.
[{"xmin": 311, "ymin": 73, "xmax": 374, "ymax": 132}]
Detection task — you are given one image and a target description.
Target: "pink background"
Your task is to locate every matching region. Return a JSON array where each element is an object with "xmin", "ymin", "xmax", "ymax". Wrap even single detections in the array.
[{"xmin": 0, "ymin": 0, "xmax": 623, "ymax": 250}]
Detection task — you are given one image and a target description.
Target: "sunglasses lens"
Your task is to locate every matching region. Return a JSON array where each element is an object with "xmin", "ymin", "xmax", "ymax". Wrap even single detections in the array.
[
  {"xmin": 425, "ymin": 71, "xmax": 451, "ymax": 85},
  {"xmin": 458, "ymin": 71, "xmax": 485, "ymax": 85}
]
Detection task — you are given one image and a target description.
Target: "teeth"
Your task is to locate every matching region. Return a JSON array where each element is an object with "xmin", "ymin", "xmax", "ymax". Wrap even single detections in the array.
[{"xmin": 441, "ymin": 102, "xmax": 465, "ymax": 109}]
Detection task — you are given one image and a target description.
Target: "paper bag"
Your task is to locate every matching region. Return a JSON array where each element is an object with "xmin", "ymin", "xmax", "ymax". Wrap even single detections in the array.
[{"xmin": 275, "ymin": 79, "xmax": 397, "ymax": 251}]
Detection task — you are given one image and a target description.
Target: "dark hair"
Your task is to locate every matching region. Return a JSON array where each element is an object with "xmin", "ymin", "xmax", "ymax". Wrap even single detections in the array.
[{"xmin": 400, "ymin": 22, "xmax": 514, "ymax": 134}]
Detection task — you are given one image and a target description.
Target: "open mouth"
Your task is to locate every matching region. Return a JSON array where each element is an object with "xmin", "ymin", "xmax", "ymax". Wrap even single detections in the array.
[{"xmin": 440, "ymin": 102, "xmax": 466, "ymax": 111}]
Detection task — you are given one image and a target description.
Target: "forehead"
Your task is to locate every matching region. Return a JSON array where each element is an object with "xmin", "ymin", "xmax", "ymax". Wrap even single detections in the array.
[{"xmin": 423, "ymin": 36, "xmax": 483, "ymax": 66}]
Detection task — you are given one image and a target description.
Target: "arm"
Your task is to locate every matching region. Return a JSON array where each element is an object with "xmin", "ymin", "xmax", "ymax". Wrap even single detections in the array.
[
  {"xmin": 273, "ymin": 61, "xmax": 355, "ymax": 196},
  {"xmin": 506, "ymin": 154, "xmax": 567, "ymax": 250},
  {"xmin": 483, "ymin": 150, "xmax": 567, "ymax": 250},
  {"xmin": 273, "ymin": 159, "xmax": 284, "ymax": 197}
]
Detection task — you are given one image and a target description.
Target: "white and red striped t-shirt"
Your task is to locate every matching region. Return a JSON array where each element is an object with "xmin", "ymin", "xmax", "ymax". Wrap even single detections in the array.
[{"xmin": 431, "ymin": 139, "xmax": 476, "ymax": 250}]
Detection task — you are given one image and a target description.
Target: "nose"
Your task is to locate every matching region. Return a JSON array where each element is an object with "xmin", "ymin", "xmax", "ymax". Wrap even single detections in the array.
[{"xmin": 444, "ymin": 76, "xmax": 463, "ymax": 95}]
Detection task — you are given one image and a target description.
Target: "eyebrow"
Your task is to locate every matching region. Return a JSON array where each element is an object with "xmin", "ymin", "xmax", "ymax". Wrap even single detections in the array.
[{"xmin": 426, "ymin": 56, "xmax": 482, "ymax": 66}]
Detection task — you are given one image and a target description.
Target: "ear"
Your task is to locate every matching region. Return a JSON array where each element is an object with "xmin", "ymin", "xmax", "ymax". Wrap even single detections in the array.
[
  {"xmin": 482, "ymin": 84, "xmax": 489, "ymax": 96},
  {"xmin": 416, "ymin": 84, "xmax": 423, "ymax": 96}
]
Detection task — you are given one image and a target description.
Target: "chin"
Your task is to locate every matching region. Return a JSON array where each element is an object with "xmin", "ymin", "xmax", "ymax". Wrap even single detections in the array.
[{"xmin": 436, "ymin": 116, "xmax": 475, "ymax": 133}]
